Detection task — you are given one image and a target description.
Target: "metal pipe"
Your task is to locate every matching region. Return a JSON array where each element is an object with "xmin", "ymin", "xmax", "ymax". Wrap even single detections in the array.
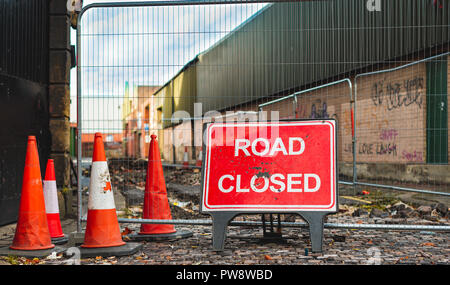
[
  {"xmin": 108, "ymin": 217, "xmax": 450, "ymax": 232},
  {"xmin": 293, "ymin": 94, "xmax": 298, "ymax": 118},
  {"xmin": 214, "ymin": 111, "xmax": 259, "ymax": 120},
  {"xmin": 349, "ymin": 81, "xmax": 357, "ymax": 193},
  {"xmin": 354, "ymin": 181, "xmax": 450, "ymax": 197},
  {"xmin": 162, "ymin": 163, "xmax": 201, "ymax": 169},
  {"xmin": 338, "ymin": 180, "xmax": 354, "ymax": 186},
  {"xmin": 162, "ymin": 111, "xmax": 259, "ymax": 123},
  {"xmin": 323, "ymin": 223, "xmax": 450, "ymax": 232},
  {"xmin": 355, "ymin": 52, "xmax": 450, "ymax": 81},
  {"xmin": 77, "ymin": 1, "xmax": 284, "ymax": 32},
  {"xmin": 258, "ymin": 78, "xmax": 352, "ymax": 109},
  {"xmin": 76, "ymin": 22, "xmax": 82, "ymax": 233},
  {"xmin": 258, "ymin": 93, "xmax": 296, "ymax": 109},
  {"xmin": 339, "ymin": 180, "xmax": 449, "ymax": 197}
]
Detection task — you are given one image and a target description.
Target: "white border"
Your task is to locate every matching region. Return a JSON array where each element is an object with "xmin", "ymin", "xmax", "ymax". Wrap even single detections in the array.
[{"xmin": 202, "ymin": 120, "xmax": 336, "ymax": 212}]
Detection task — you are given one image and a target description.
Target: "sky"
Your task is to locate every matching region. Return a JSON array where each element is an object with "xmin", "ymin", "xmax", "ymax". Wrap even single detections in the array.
[{"xmin": 70, "ymin": 0, "xmax": 269, "ymax": 133}]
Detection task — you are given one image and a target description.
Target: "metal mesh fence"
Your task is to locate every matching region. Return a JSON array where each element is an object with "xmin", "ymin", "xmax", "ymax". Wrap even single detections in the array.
[{"xmin": 75, "ymin": 0, "xmax": 450, "ymax": 233}]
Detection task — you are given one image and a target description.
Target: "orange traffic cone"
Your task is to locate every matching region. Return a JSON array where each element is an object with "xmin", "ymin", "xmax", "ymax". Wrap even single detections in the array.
[
  {"xmin": 43, "ymin": 159, "xmax": 65, "ymax": 240},
  {"xmin": 139, "ymin": 135, "xmax": 176, "ymax": 235},
  {"xmin": 182, "ymin": 146, "xmax": 189, "ymax": 169},
  {"xmin": 195, "ymin": 148, "xmax": 202, "ymax": 167},
  {"xmin": 10, "ymin": 136, "xmax": 55, "ymax": 251},
  {"xmin": 81, "ymin": 133, "xmax": 125, "ymax": 248}
]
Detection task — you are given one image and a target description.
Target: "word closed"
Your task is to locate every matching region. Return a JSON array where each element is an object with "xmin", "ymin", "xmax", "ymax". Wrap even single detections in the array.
[{"xmin": 201, "ymin": 120, "xmax": 337, "ymax": 212}]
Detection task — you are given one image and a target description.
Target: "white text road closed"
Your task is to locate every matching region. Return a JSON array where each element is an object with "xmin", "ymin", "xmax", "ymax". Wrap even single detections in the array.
[
  {"xmin": 218, "ymin": 173, "xmax": 321, "ymax": 193},
  {"xmin": 234, "ymin": 137, "xmax": 305, "ymax": 156},
  {"xmin": 202, "ymin": 120, "xmax": 337, "ymax": 212}
]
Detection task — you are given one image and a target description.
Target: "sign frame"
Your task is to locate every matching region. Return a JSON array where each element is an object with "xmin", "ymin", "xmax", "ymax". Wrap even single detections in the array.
[{"xmin": 200, "ymin": 119, "xmax": 339, "ymax": 253}]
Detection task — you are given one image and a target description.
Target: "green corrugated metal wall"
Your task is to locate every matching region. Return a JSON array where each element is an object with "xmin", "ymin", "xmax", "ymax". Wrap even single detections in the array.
[{"xmin": 194, "ymin": 0, "xmax": 449, "ymax": 113}]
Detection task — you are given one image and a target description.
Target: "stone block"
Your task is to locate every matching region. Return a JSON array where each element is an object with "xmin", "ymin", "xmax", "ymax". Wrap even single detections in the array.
[
  {"xmin": 60, "ymin": 186, "xmax": 75, "ymax": 218},
  {"xmin": 57, "ymin": 190, "xmax": 66, "ymax": 217},
  {"xmin": 49, "ymin": 50, "xmax": 71, "ymax": 84},
  {"xmin": 49, "ymin": 84, "xmax": 70, "ymax": 118},
  {"xmin": 50, "ymin": 119, "xmax": 70, "ymax": 153},
  {"xmin": 50, "ymin": 152, "xmax": 71, "ymax": 187},
  {"xmin": 49, "ymin": 15, "xmax": 70, "ymax": 50}
]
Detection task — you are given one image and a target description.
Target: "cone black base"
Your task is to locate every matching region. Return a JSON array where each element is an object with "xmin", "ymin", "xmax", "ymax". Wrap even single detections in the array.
[
  {"xmin": 0, "ymin": 246, "xmax": 66, "ymax": 258},
  {"xmin": 128, "ymin": 229, "xmax": 193, "ymax": 241},
  {"xmin": 51, "ymin": 235, "xmax": 69, "ymax": 245},
  {"xmin": 78, "ymin": 242, "xmax": 143, "ymax": 258}
]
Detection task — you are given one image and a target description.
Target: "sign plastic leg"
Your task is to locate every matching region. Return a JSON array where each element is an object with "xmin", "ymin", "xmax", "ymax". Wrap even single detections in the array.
[
  {"xmin": 299, "ymin": 212, "xmax": 327, "ymax": 253},
  {"xmin": 211, "ymin": 212, "xmax": 237, "ymax": 251}
]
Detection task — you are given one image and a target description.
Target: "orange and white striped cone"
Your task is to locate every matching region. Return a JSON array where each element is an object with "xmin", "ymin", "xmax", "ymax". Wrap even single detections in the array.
[
  {"xmin": 43, "ymin": 159, "xmax": 68, "ymax": 244},
  {"xmin": 195, "ymin": 148, "xmax": 202, "ymax": 167},
  {"xmin": 182, "ymin": 146, "xmax": 189, "ymax": 169},
  {"xmin": 79, "ymin": 133, "xmax": 142, "ymax": 258},
  {"xmin": 81, "ymin": 133, "xmax": 125, "ymax": 248}
]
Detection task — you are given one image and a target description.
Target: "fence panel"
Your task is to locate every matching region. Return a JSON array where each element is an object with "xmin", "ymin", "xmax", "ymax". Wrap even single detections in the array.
[{"xmin": 76, "ymin": 1, "xmax": 450, "ymax": 234}]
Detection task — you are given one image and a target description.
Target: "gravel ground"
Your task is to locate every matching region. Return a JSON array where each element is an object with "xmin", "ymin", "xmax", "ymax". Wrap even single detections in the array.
[
  {"xmin": 1, "ymin": 166, "xmax": 448, "ymax": 266},
  {"xmin": 115, "ymin": 219, "xmax": 449, "ymax": 265},
  {"xmin": 0, "ymin": 210, "xmax": 448, "ymax": 266}
]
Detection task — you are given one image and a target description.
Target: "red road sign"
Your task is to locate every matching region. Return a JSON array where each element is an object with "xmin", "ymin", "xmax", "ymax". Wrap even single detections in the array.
[{"xmin": 201, "ymin": 120, "xmax": 337, "ymax": 212}]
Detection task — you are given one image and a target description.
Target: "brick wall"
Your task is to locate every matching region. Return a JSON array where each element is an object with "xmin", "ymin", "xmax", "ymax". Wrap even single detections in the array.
[
  {"xmin": 257, "ymin": 63, "xmax": 428, "ymax": 165},
  {"xmin": 355, "ymin": 63, "xmax": 427, "ymax": 164}
]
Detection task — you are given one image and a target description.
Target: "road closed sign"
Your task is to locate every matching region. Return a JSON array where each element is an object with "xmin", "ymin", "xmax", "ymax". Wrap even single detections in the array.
[{"xmin": 201, "ymin": 120, "xmax": 337, "ymax": 212}]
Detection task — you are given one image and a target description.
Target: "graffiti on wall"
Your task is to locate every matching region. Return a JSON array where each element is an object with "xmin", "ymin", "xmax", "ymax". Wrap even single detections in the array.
[
  {"xmin": 401, "ymin": 150, "xmax": 424, "ymax": 162},
  {"xmin": 379, "ymin": 128, "xmax": 398, "ymax": 141},
  {"xmin": 296, "ymin": 99, "xmax": 338, "ymax": 120},
  {"xmin": 371, "ymin": 76, "xmax": 424, "ymax": 111},
  {"xmin": 345, "ymin": 128, "xmax": 400, "ymax": 160},
  {"xmin": 357, "ymin": 142, "xmax": 398, "ymax": 157}
]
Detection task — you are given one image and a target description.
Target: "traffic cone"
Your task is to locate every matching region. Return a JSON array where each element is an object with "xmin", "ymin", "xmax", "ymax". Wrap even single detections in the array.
[
  {"xmin": 43, "ymin": 159, "xmax": 66, "ymax": 242},
  {"xmin": 81, "ymin": 133, "xmax": 125, "ymax": 248},
  {"xmin": 140, "ymin": 135, "xmax": 176, "ymax": 234},
  {"xmin": 195, "ymin": 148, "xmax": 202, "ymax": 167},
  {"xmin": 182, "ymin": 146, "xmax": 189, "ymax": 169},
  {"xmin": 10, "ymin": 136, "xmax": 55, "ymax": 251},
  {"xmin": 132, "ymin": 135, "xmax": 192, "ymax": 240}
]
